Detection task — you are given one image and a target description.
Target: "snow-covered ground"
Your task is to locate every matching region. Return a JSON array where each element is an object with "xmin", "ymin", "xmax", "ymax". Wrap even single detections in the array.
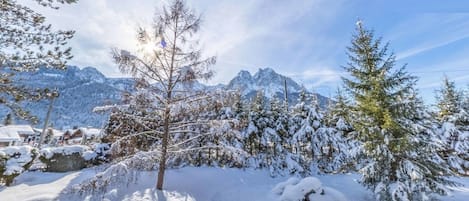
[{"xmin": 0, "ymin": 167, "xmax": 468, "ymax": 201}]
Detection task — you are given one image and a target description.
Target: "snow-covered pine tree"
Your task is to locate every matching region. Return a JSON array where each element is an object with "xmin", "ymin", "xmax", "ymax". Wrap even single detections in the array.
[
  {"xmin": 0, "ymin": 0, "xmax": 76, "ymax": 122},
  {"xmin": 290, "ymin": 89, "xmax": 314, "ymax": 173},
  {"xmin": 232, "ymin": 91, "xmax": 249, "ymax": 130},
  {"xmin": 343, "ymin": 21, "xmax": 456, "ymax": 201},
  {"xmin": 111, "ymin": 0, "xmax": 218, "ymax": 190},
  {"xmin": 244, "ymin": 90, "xmax": 270, "ymax": 168},
  {"xmin": 307, "ymin": 92, "xmax": 330, "ymax": 173},
  {"xmin": 464, "ymin": 85, "xmax": 469, "ymax": 114},
  {"xmin": 435, "ymin": 77, "xmax": 469, "ymax": 175},
  {"xmin": 321, "ymin": 88, "xmax": 360, "ymax": 173},
  {"xmin": 212, "ymin": 95, "xmax": 246, "ymax": 168},
  {"xmin": 436, "ymin": 77, "xmax": 464, "ymax": 122},
  {"xmin": 263, "ymin": 96, "xmax": 286, "ymax": 175},
  {"xmin": 102, "ymin": 85, "xmax": 162, "ymax": 159},
  {"xmin": 169, "ymin": 90, "xmax": 245, "ymax": 168}
]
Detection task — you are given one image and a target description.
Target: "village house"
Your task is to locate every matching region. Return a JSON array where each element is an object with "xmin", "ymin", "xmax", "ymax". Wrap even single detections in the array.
[
  {"xmin": 62, "ymin": 127, "xmax": 102, "ymax": 145},
  {"xmin": 0, "ymin": 125, "xmax": 38, "ymax": 147}
]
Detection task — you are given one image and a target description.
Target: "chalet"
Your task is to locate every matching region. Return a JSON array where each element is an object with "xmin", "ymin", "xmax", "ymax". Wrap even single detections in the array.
[
  {"xmin": 34, "ymin": 127, "xmax": 65, "ymax": 145},
  {"xmin": 0, "ymin": 125, "xmax": 36, "ymax": 147},
  {"xmin": 63, "ymin": 127, "xmax": 102, "ymax": 145}
]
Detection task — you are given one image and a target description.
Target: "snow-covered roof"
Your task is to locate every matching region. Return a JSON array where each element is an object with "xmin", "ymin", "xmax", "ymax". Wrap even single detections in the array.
[
  {"xmin": 35, "ymin": 128, "xmax": 64, "ymax": 137},
  {"xmin": 79, "ymin": 127, "xmax": 102, "ymax": 137},
  {"xmin": 63, "ymin": 127, "xmax": 102, "ymax": 138},
  {"xmin": 0, "ymin": 125, "xmax": 35, "ymax": 141},
  {"xmin": 51, "ymin": 129, "xmax": 64, "ymax": 137}
]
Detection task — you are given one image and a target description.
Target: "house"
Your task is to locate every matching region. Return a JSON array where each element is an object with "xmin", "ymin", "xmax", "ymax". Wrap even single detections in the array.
[
  {"xmin": 34, "ymin": 127, "xmax": 65, "ymax": 145},
  {"xmin": 81, "ymin": 127, "xmax": 102, "ymax": 140},
  {"xmin": 63, "ymin": 127, "xmax": 102, "ymax": 145},
  {"xmin": 0, "ymin": 125, "xmax": 35, "ymax": 147},
  {"xmin": 48, "ymin": 128, "xmax": 65, "ymax": 144}
]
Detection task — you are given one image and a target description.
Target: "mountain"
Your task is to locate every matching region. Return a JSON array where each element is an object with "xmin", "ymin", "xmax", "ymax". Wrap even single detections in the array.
[
  {"xmin": 0, "ymin": 66, "xmax": 329, "ymax": 129},
  {"xmin": 225, "ymin": 68, "xmax": 329, "ymax": 106},
  {"xmin": 1, "ymin": 66, "xmax": 134, "ymax": 129}
]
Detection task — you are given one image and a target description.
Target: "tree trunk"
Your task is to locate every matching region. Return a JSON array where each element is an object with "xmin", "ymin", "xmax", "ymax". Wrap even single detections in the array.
[
  {"xmin": 156, "ymin": 106, "xmax": 171, "ymax": 190},
  {"xmin": 157, "ymin": 14, "xmax": 177, "ymax": 189}
]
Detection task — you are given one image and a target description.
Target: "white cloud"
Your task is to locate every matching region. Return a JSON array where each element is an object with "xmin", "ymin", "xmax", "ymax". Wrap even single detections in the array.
[
  {"xmin": 285, "ymin": 66, "xmax": 344, "ymax": 93},
  {"xmin": 391, "ymin": 13, "xmax": 469, "ymax": 59},
  {"xmin": 21, "ymin": 0, "xmax": 346, "ymax": 85}
]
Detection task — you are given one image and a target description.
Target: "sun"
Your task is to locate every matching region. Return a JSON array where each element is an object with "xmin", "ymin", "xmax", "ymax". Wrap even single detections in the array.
[{"xmin": 139, "ymin": 42, "xmax": 156, "ymax": 56}]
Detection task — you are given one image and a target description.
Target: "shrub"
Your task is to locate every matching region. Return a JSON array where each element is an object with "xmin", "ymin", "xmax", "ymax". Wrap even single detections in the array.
[{"xmin": 0, "ymin": 146, "xmax": 37, "ymax": 186}]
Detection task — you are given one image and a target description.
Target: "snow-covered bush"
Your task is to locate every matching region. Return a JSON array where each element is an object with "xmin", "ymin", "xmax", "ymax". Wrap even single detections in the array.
[
  {"xmin": 65, "ymin": 150, "xmax": 159, "ymax": 197},
  {"xmin": 0, "ymin": 146, "xmax": 37, "ymax": 186},
  {"xmin": 272, "ymin": 177, "xmax": 347, "ymax": 201},
  {"xmin": 93, "ymin": 143, "xmax": 111, "ymax": 162},
  {"xmin": 39, "ymin": 145, "xmax": 98, "ymax": 172}
]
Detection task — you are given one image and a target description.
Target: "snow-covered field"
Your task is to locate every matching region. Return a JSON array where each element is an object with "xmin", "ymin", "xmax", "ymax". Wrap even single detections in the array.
[{"xmin": 0, "ymin": 167, "xmax": 468, "ymax": 201}]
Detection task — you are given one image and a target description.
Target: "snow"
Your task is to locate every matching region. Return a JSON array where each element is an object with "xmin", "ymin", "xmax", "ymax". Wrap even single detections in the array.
[
  {"xmin": 0, "ymin": 125, "xmax": 35, "ymax": 141},
  {"xmin": 40, "ymin": 145, "xmax": 96, "ymax": 161},
  {"xmin": 50, "ymin": 129, "xmax": 64, "ymax": 137},
  {"xmin": 1, "ymin": 166, "xmax": 468, "ymax": 201},
  {"xmin": 274, "ymin": 177, "xmax": 347, "ymax": 201},
  {"xmin": 43, "ymin": 73, "xmax": 63, "ymax": 77},
  {"xmin": 79, "ymin": 127, "xmax": 102, "ymax": 138},
  {"xmin": 0, "ymin": 169, "xmax": 98, "ymax": 201},
  {"xmin": 0, "ymin": 146, "xmax": 35, "ymax": 175},
  {"xmin": 82, "ymin": 151, "xmax": 98, "ymax": 161}
]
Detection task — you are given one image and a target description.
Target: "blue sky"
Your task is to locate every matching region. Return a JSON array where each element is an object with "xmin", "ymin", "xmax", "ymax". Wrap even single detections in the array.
[{"xmin": 26, "ymin": 0, "xmax": 469, "ymax": 104}]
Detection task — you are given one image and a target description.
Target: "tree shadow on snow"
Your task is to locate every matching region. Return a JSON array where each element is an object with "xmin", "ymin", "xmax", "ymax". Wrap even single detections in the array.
[
  {"xmin": 156, "ymin": 190, "xmax": 168, "ymax": 201},
  {"xmin": 0, "ymin": 170, "xmax": 72, "ymax": 192}
]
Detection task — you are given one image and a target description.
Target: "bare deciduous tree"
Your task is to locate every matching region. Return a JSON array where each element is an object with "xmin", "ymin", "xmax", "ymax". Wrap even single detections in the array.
[{"xmin": 112, "ymin": 0, "xmax": 215, "ymax": 190}]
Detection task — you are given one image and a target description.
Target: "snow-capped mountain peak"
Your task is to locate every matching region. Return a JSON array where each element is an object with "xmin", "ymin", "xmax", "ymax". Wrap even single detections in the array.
[
  {"xmin": 227, "ymin": 67, "xmax": 302, "ymax": 98},
  {"xmin": 3, "ymin": 66, "xmax": 329, "ymax": 129}
]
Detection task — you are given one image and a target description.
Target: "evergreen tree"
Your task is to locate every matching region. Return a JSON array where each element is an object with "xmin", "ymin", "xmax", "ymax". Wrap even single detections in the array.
[
  {"xmin": 103, "ymin": 87, "xmax": 162, "ymax": 159},
  {"xmin": 463, "ymin": 85, "xmax": 469, "ymax": 114},
  {"xmin": 436, "ymin": 77, "xmax": 463, "ymax": 122},
  {"xmin": 322, "ymin": 88, "xmax": 360, "ymax": 173},
  {"xmin": 232, "ymin": 91, "xmax": 249, "ymax": 129},
  {"xmin": 435, "ymin": 77, "xmax": 469, "ymax": 175},
  {"xmin": 244, "ymin": 90, "xmax": 269, "ymax": 167},
  {"xmin": 343, "ymin": 21, "xmax": 455, "ymax": 201},
  {"xmin": 307, "ymin": 93, "xmax": 328, "ymax": 173},
  {"xmin": 0, "ymin": 0, "xmax": 76, "ymax": 122},
  {"xmin": 290, "ymin": 89, "xmax": 314, "ymax": 172},
  {"xmin": 3, "ymin": 113, "xmax": 13, "ymax": 125},
  {"xmin": 261, "ymin": 96, "xmax": 290, "ymax": 175}
]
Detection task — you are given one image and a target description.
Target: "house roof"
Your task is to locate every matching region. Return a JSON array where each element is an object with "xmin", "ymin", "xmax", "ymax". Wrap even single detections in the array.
[
  {"xmin": 34, "ymin": 128, "xmax": 64, "ymax": 137},
  {"xmin": 63, "ymin": 127, "xmax": 102, "ymax": 138},
  {"xmin": 0, "ymin": 125, "xmax": 33, "ymax": 141},
  {"xmin": 80, "ymin": 127, "xmax": 102, "ymax": 137},
  {"xmin": 50, "ymin": 129, "xmax": 64, "ymax": 137}
]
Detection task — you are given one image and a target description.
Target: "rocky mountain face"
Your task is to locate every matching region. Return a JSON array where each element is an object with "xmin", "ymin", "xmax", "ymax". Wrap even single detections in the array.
[
  {"xmin": 225, "ymin": 68, "xmax": 329, "ymax": 105},
  {"xmin": 1, "ymin": 66, "xmax": 329, "ymax": 129}
]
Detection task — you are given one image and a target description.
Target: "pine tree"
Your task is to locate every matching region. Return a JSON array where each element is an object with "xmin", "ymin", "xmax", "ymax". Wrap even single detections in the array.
[
  {"xmin": 290, "ymin": 89, "xmax": 314, "ymax": 172},
  {"xmin": 103, "ymin": 88, "xmax": 162, "ymax": 159},
  {"xmin": 262, "ymin": 96, "xmax": 284, "ymax": 175},
  {"xmin": 343, "ymin": 21, "xmax": 455, "ymax": 201},
  {"xmin": 321, "ymin": 88, "xmax": 360, "ymax": 173},
  {"xmin": 3, "ymin": 113, "xmax": 13, "ymax": 125},
  {"xmin": 435, "ymin": 77, "xmax": 469, "ymax": 175},
  {"xmin": 232, "ymin": 91, "xmax": 249, "ymax": 129},
  {"xmin": 244, "ymin": 90, "xmax": 269, "ymax": 168},
  {"xmin": 436, "ymin": 77, "xmax": 463, "ymax": 122},
  {"xmin": 0, "ymin": 0, "xmax": 76, "ymax": 122}
]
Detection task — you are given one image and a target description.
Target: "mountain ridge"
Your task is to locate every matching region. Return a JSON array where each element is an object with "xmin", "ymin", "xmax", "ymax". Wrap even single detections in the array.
[{"xmin": 1, "ymin": 66, "xmax": 329, "ymax": 129}]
